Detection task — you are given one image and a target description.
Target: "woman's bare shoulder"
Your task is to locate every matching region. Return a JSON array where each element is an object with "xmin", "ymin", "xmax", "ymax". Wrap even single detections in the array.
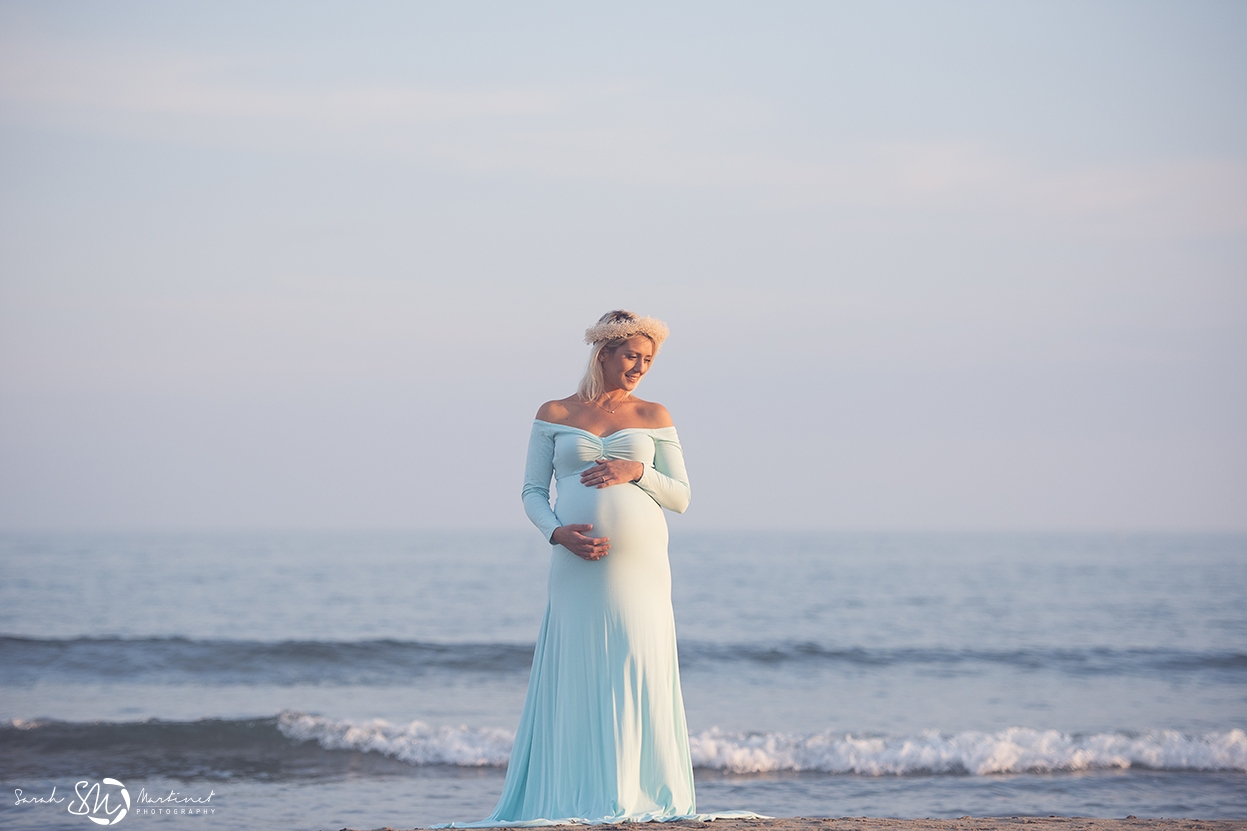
[
  {"xmin": 535, "ymin": 397, "xmax": 579, "ymax": 423},
  {"xmin": 630, "ymin": 399, "xmax": 674, "ymax": 428}
]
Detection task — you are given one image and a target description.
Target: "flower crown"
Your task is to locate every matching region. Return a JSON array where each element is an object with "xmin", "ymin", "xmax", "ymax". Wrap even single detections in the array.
[{"xmin": 583, "ymin": 312, "xmax": 669, "ymax": 350}]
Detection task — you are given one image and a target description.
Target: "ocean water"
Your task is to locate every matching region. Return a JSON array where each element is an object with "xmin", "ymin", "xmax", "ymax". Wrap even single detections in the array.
[{"xmin": 1, "ymin": 531, "xmax": 1244, "ymax": 830}]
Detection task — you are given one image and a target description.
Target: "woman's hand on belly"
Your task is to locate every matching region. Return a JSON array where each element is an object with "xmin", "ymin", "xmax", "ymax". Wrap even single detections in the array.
[
  {"xmin": 551, "ymin": 524, "xmax": 611, "ymax": 561},
  {"xmin": 580, "ymin": 459, "xmax": 645, "ymax": 489}
]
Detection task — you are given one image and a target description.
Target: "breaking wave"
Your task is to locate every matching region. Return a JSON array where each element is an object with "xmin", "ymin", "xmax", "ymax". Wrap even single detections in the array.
[
  {"xmin": 687, "ymin": 725, "xmax": 1247, "ymax": 774},
  {"xmin": 5, "ymin": 713, "xmax": 1243, "ymax": 780},
  {"xmin": 278, "ymin": 715, "xmax": 1247, "ymax": 775}
]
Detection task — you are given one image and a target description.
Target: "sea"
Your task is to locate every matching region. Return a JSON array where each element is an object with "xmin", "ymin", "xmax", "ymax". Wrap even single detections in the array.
[{"xmin": 1, "ymin": 531, "xmax": 1245, "ymax": 830}]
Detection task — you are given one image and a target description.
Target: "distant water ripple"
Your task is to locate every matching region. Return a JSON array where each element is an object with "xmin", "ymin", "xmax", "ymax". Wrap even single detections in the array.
[{"xmin": 3, "ymin": 635, "xmax": 1245, "ymax": 685}]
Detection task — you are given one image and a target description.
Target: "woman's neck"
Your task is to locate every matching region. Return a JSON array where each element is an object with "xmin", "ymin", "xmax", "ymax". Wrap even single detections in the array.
[{"xmin": 589, "ymin": 389, "xmax": 631, "ymax": 413}]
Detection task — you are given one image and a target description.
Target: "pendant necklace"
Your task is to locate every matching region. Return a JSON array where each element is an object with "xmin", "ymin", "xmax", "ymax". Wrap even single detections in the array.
[{"xmin": 593, "ymin": 394, "xmax": 629, "ymax": 414}]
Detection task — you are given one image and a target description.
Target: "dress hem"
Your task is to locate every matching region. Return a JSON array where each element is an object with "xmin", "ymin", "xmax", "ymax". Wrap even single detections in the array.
[{"xmin": 433, "ymin": 810, "xmax": 771, "ymax": 828}]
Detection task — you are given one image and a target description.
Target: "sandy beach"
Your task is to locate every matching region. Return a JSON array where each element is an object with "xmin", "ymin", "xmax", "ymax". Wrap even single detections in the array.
[{"xmin": 362, "ymin": 819, "xmax": 1247, "ymax": 831}]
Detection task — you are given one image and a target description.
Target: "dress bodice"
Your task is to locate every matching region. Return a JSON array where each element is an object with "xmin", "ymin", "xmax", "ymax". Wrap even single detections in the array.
[
  {"xmin": 549, "ymin": 426, "xmax": 666, "ymax": 479},
  {"xmin": 522, "ymin": 420, "xmax": 691, "ymax": 543}
]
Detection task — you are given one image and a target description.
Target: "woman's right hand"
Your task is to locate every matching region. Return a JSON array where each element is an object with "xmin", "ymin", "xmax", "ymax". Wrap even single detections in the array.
[{"xmin": 551, "ymin": 524, "xmax": 610, "ymax": 561}]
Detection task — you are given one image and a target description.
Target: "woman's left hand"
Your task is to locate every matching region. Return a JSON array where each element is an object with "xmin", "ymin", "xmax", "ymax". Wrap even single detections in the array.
[{"xmin": 581, "ymin": 459, "xmax": 644, "ymax": 489}]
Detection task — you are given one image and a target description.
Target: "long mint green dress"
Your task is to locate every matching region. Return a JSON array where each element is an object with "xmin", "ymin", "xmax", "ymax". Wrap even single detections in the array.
[{"xmin": 439, "ymin": 420, "xmax": 757, "ymax": 827}]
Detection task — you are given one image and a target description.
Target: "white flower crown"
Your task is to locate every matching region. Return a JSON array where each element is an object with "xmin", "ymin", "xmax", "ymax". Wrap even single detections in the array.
[{"xmin": 583, "ymin": 315, "xmax": 669, "ymax": 349}]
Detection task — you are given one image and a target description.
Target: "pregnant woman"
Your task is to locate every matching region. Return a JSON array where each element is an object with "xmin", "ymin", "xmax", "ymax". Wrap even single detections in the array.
[{"xmin": 442, "ymin": 311, "xmax": 756, "ymax": 826}]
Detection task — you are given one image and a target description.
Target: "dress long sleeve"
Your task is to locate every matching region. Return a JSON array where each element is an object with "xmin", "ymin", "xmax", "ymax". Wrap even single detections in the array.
[
  {"xmin": 633, "ymin": 429, "xmax": 691, "ymax": 514},
  {"xmin": 521, "ymin": 421, "xmax": 563, "ymax": 543}
]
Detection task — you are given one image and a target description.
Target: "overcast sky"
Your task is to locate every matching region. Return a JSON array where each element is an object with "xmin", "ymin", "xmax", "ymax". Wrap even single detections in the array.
[{"xmin": 1, "ymin": 0, "xmax": 1244, "ymax": 532}]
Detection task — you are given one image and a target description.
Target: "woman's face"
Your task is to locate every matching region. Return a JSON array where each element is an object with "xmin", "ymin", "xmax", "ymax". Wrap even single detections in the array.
[{"xmin": 599, "ymin": 335, "xmax": 655, "ymax": 393}]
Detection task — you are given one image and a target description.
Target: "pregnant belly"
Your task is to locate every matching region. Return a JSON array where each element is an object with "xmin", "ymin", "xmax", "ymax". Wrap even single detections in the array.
[
  {"xmin": 550, "ymin": 475, "xmax": 672, "ymax": 611},
  {"xmin": 553, "ymin": 475, "xmax": 668, "ymax": 556}
]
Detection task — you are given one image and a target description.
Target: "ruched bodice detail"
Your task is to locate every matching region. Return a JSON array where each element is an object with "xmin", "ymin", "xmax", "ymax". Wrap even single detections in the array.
[{"xmin": 549, "ymin": 427, "xmax": 662, "ymax": 478}]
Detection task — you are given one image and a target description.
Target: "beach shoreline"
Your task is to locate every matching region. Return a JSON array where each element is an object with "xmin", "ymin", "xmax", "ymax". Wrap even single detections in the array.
[{"xmin": 371, "ymin": 818, "xmax": 1247, "ymax": 831}]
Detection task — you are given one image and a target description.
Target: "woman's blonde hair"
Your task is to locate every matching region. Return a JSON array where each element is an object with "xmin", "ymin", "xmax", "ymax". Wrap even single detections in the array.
[{"xmin": 576, "ymin": 310, "xmax": 669, "ymax": 401}]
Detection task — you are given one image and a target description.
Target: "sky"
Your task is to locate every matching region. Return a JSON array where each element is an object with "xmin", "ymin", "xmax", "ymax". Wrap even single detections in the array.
[{"xmin": 0, "ymin": 0, "xmax": 1244, "ymax": 532}]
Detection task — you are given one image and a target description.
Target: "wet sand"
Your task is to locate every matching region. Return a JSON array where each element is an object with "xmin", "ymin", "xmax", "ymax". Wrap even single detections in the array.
[{"xmin": 360, "ymin": 818, "xmax": 1247, "ymax": 831}]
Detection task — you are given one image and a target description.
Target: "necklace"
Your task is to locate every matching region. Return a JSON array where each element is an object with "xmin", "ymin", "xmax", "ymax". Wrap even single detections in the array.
[{"xmin": 591, "ymin": 393, "xmax": 630, "ymax": 414}]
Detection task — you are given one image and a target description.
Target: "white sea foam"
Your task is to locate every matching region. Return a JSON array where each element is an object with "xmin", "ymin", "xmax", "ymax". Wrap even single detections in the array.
[
  {"xmin": 277, "ymin": 711, "xmax": 514, "ymax": 767},
  {"xmin": 688, "ymin": 726, "xmax": 1247, "ymax": 774},
  {"xmin": 275, "ymin": 713, "xmax": 1247, "ymax": 775}
]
